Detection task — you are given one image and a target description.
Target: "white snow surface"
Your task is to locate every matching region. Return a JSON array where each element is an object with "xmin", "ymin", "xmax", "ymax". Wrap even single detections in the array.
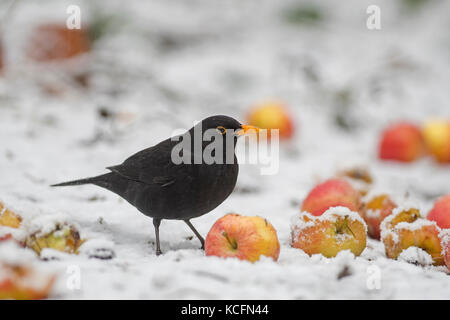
[
  {"xmin": 398, "ymin": 247, "xmax": 434, "ymax": 266},
  {"xmin": 0, "ymin": 0, "xmax": 449, "ymax": 299}
]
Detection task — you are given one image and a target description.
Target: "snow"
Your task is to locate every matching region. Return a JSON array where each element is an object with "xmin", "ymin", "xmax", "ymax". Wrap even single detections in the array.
[
  {"xmin": 0, "ymin": 0, "xmax": 450, "ymax": 299},
  {"xmin": 398, "ymin": 247, "xmax": 433, "ymax": 266}
]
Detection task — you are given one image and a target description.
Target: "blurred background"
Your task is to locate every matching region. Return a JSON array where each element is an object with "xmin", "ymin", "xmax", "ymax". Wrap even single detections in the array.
[
  {"xmin": 0, "ymin": 0, "xmax": 449, "ymax": 299},
  {"xmin": 1, "ymin": 0, "xmax": 449, "ymax": 194}
]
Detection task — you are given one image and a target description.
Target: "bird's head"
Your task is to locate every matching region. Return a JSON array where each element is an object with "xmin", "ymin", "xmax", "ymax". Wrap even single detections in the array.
[
  {"xmin": 192, "ymin": 115, "xmax": 259, "ymax": 139},
  {"xmin": 177, "ymin": 115, "xmax": 260, "ymax": 163}
]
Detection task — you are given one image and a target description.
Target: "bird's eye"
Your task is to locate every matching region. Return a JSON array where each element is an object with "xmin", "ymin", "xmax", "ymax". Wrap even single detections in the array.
[{"xmin": 216, "ymin": 126, "xmax": 226, "ymax": 135}]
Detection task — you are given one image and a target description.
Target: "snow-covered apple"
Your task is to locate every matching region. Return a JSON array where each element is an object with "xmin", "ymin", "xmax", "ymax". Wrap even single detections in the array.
[
  {"xmin": 246, "ymin": 101, "xmax": 294, "ymax": 140},
  {"xmin": 378, "ymin": 122, "xmax": 424, "ymax": 162},
  {"xmin": 301, "ymin": 178, "xmax": 361, "ymax": 216},
  {"xmin": 205, "ymin": 214, "xmax": 280, "ymax": 262},
  {"xmin": 427, "ymin": 195, "xmax": 450, "ymax": 229},
  {"xmin": 25, "ymin": 223, "xmax": 85, "ymax": 256},
  {"xmin": 361, "ymin": 194, "xmax": 397, "ymax": 240},
  {"xmin": 381, "ymin": 207, "xmax": 444, "ymax": 265},
  {"xmin": 0, "ymin": 202, "xmax": 22, "ymax": 228},
  {"xmin": 422, "ymin": 119, "xmax": 450, "ymax": 163},
  {"xmin": 291, "ymin": 206, "xmax": 367, "ymax": 258}
]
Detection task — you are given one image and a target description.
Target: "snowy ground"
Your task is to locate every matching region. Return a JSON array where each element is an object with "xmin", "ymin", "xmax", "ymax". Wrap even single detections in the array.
[{"xmin": 0, "ymin": 0, "xmax": 449, "ymax": 299}]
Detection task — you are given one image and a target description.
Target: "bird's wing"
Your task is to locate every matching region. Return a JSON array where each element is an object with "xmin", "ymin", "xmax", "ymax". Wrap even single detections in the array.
[{"xmin": 107, "ymin": 139, "xmax": 179, "ymax": 187}]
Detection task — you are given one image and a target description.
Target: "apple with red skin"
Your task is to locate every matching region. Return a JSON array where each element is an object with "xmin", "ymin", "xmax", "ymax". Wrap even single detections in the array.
[
  {"xmin": 361, "ymin": 194, "xmax": 397, "ymax": 240},
  {"xmin": 291, "ymin": 206, "xmax": 367, "ymax": 258},
  {"xmin": 246, "ymin": 101, "xmax": 294, "ymax": 140},
  {"xmin": 427, "ymin": 195, "xmax": 450, "ymax": 229},
  {"xmin": 378, "ymin": 122, "xmax": 424, "ymax": 162},
  {"xmin": 381, "ymin": 208, "xmax": 444, "ymax": 265},
  {"xmin": 422, "ymin": 120, "xmax": 450, "ymax": 163},
  {"xmin": 205, "ymin": 214, "xmax": 280, "ymax": 262},
  {"xmin": 301, "ymin": 178, "xmax": 361, "ymax": 216}
]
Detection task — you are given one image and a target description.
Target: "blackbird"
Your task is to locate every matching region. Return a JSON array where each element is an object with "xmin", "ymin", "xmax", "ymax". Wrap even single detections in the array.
[{"xmin": 52, "ymin": 115, "xmax": 259, "ymax": 255}]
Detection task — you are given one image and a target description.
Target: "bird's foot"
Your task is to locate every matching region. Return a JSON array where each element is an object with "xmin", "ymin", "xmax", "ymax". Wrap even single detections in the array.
[
  {"xmin": 200, "ymin": 242, "xmax": 205, "ymax": 251},
  {"xmin": 156, "ymin": 249, "xmax": 162, "ymax": 256}
]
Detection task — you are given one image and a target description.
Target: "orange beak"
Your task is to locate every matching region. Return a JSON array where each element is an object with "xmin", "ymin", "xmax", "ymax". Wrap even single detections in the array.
[{"xmin": 236, "ymin": 124, "xmax": 260, "ymax": 136}]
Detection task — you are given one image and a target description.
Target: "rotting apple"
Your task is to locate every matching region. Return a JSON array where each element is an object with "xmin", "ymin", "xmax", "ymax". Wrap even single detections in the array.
[
  {"xmin": 301, "ymin": 178, "xmax": 361, "ymax": 216},
  {"xmin": 381, "ymin": 207, "xmax": 444, "ymax": 265},
  {"xmin": 25, "ymin": 223, "xmax": 85, "ymax": 256},
  {"xmin": 205, "ymin": 213, "xmax": 280, "ymax": 262},
  {"xmin": 291, "ymin": 206, "xmax": 367, "ymax": 258},
  {"xmin": 361, "ymin": 194, "xmax": 397, "ymax": 240}
]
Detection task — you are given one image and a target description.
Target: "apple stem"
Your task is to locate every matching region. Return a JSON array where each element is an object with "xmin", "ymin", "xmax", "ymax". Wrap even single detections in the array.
[{"xmin": 222, "ymin": 231, "xmax": 238, "ymax": 250}]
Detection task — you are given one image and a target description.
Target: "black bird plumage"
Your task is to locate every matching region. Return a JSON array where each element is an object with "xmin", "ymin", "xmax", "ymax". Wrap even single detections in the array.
[{"xmin": 52, "ymin": 115, "xmax": 256, "ymax": 255}]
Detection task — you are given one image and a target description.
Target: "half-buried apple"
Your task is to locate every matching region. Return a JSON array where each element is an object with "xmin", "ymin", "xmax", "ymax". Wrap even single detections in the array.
[
  {"xmin": 380, "ymin": 207, "xmax": 444, "ymax": 265},
  {"xmin": 25, "ymin": 223, "xmax": 85, "ymax": 256}
]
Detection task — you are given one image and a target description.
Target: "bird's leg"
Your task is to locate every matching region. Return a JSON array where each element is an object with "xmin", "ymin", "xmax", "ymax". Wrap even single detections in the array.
[
  {"xmin": 153, "ymin": 218, "xmax": 162, "ymax": 256},
  {"xmin": 184, "ymin": 220, "xmax": 205, "ymax": 250}
]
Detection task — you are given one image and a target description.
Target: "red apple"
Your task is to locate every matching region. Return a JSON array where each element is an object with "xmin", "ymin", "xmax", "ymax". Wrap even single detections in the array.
[
  {"xmin": 291, "ymin": 206, "xmax": 367, "ymax": 257},
  {"xmin": 246, "ymin": 101, "xmax": 295, "ymax": 140},
  {"xmin": 301, "ymin": 178, "xmax": 361, "ymax": 216},
  {"xmin": 422, "ymin": 120, "xmax": 450, "ymax": 163},
  {"xmin": 361, "ymin": 194, "xmax": 397, "ymax": 240},
  {"xmin": 205, "ymin": 214, "xmax": 280, "ymax": 262},
  {"xmin": 381, "ymin": 207, "xmax": 444, "ymax": 265},
  {"xmin": 427, "ymin": 195, "xmax": 450, "ymax": 229},
  {"xmin": 378, "ymin": 122, "xmax": 425, "ymax": 162}
]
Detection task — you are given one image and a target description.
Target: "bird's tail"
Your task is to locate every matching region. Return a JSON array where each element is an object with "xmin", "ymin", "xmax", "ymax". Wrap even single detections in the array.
[{"xmin": 51, "ymin": 174, "xmax": 109, "ymax": 187}]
